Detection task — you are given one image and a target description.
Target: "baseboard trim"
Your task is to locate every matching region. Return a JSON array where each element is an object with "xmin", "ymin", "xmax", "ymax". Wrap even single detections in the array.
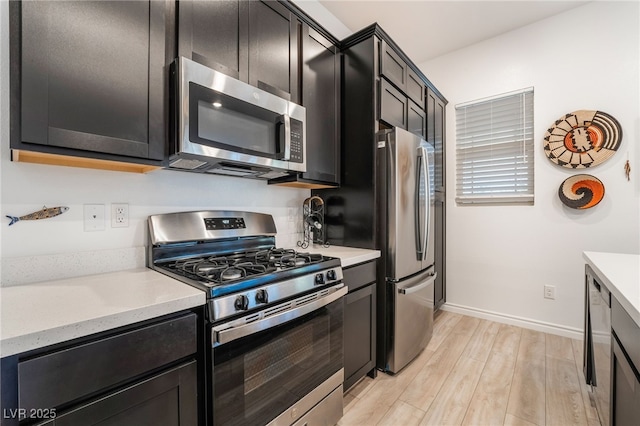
[{"xmin": 440, "ymin": 303, "xmax": 584, "ymax": 340}]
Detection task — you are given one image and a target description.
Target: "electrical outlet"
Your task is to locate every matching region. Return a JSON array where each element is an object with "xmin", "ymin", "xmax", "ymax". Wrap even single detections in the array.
[
  {"xmin": 84, "ymin": 204, "xmax": 105, "ymax": 232},
  {"xmin": 544, "ymin": 285, "xmax": 555, "ymax": 300},
  {"xmin": 111, "ymin": 203, "xmax": 129, "ymax": 228}
]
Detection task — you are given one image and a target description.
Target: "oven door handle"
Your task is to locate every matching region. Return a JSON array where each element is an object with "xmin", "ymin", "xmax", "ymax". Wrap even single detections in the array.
[{"xmin": 213, "ymin": 285, "xmax": 347, "ymax": 346}]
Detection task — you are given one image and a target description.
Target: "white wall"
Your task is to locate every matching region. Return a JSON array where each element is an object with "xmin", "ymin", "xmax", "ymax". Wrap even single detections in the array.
[
  {"xmin": 0, "ymin": 1, "xmax": 310, "ymax": 285},
  {"xmin": 419, "ymin": 1, "xmax": 640, "ymax": 336}
]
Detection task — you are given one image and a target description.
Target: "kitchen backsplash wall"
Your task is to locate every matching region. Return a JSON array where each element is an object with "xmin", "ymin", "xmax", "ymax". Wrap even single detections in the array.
[
  {"xmin": 419, "ymin": 0, "xmax": 640, "ymax": 336},
  {"xmin": 0, "ymin": 2, "xmax": 340, "ymax": 286},
  {"xmin": 0, "ymin": 0, "xmax": 354, "ymax": 287}
]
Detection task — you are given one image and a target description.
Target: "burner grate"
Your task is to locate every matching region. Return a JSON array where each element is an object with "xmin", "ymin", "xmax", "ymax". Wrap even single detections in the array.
[{"xmin": 161, "ymin": 247, "xmax": 325, "ymax": 286}]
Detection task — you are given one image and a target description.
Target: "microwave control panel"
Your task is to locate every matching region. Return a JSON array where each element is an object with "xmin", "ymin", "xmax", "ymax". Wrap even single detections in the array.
[{"xmin": 289, "ymin": 119, "xmax": 303, "ymax": 163}]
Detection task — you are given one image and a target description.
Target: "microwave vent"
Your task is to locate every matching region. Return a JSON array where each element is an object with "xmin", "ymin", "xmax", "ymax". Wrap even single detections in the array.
[{"xmin": 169, "ymin": 158, "xmax": 208, "ymax": 170}]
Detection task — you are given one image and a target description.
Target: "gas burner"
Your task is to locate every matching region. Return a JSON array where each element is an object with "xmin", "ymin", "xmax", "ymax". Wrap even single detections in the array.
[{"xmin": 220, "ymin": 267, "xmax": 244, "ymax": 281}]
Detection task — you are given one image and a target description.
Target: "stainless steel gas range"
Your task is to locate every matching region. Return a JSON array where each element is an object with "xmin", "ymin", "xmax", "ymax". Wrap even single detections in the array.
[{"xmin": 147, "ymin": 210, "xmax": 345, "ymax": 426}]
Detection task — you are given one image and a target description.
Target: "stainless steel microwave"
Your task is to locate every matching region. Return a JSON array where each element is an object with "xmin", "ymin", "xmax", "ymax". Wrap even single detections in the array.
[{"xmin": 169, "ymin": 57, "xmax": 306, "ymax": 179}]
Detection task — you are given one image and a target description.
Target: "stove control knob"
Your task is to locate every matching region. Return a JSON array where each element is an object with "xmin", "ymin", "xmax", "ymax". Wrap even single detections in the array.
[
  {"xmin": 315, "ymin": 273, "xmax": 325, "ymax": 285},
  {"xmin": 326, "ymin": 270, "xmax": 337, "ymax": 281},
  {"xmin": 255, "ymin": 289, "xmax": 269, "ymax": 304},
  {"xmin": 234, "ymin": 295, "xmax": 249, "ymax": 311}
]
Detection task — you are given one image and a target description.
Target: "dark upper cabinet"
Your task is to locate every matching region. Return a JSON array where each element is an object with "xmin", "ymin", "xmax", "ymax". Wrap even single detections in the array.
[
  {"xmin": 379, "ymin": 78, "xmax": 407, "ymax": 129},
  {"xmin": 407, "ymin": 68, "xmax": 426, "ymax": 106},
  {"xmin": 381, "ymin": 78, "xmax": 425, "ymax": 139},
  {"xmin": 426, "ymin": 86, "xmax": 446, "ymax": 309},
  {"xmin": 426, "ymin": 87, "xmax": 446, "ymax": 191},
  {"xmin": 380, "ymin": 39, "xmax": 426, "ymax": 108},
  {"xmin": 178, "ymin": 0, "xmax": 248, "ymax": 80},
  {"xmin": 11, "ymin": 0, "xmax": 171, "ymax": 166},
  {"xmin": 248, "ymin": 1, "xmax": 299, "ymax": 102},
  {"xmin": 380, "ymin": 39, "xmax": 408, "ymax": 92},
  {"xmin": 299, "ymin": 26, "xmax": 340, "ymax": 186},
  {"xmin": 178, "ymin": 0, "xmax": 299, "ymax": 103},
  {"xmin": 408, "ymin": 99, "xmax": 426, "ymax": 139},
  {"xmin": 268, "ymin": 22, "xmax": 340, "ymax": 188}
]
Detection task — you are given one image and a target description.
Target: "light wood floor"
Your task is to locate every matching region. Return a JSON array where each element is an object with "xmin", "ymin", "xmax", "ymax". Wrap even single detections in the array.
[{"xmin": 341, "ymin": 310, "xmax": 601, "ymax": 426}]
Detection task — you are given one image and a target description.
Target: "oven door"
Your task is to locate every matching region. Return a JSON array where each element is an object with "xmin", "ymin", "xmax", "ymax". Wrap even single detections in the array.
[{"xmin": 211, "ymin": 286, "xmax": 346, "ymax": 426}]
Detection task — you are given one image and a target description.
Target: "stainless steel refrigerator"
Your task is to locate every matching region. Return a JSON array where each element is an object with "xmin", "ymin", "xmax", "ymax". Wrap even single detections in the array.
[{"xmin": 376, "ymin": 127, "xmax": 436, "ymax": 374}]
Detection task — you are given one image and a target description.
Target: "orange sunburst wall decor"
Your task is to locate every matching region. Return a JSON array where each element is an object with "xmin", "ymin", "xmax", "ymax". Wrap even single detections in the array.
[
  {"xmin": 543, "ymin": 110, "xmax": 622, "ymax": 169},
  {"xmin": 558, "ymin": 174, "xmax": 605, "ymax": 209}
]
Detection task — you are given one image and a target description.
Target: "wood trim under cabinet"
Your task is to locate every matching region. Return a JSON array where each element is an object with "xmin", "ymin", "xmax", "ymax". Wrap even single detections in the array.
[{"xmin": 11, "ymin": 150, "xmax": 161, "ymax": 174}]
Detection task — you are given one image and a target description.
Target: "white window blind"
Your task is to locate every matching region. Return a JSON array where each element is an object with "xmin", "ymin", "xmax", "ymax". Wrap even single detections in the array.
[{"xmin": 455, "ymin": 88, "xmax": 534, "ymax": 205}]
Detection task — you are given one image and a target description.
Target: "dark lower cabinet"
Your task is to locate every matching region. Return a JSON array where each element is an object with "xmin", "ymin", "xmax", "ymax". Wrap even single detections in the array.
[
  {"xmin": 611, "ymin": 296, "xmax": 640, "ymax": 426},
  {"xmin": 37, "ymin": 361, "xmax": 197, "ymax": 426},
  {"xmin": 11, "ymin": 0, "xmax": 171, "ymax": 165},
  {"xmin": 434, "ymin": 195, "xmax": 445, "ymax": 309},
  {"xmin": 343, "ymin": 261, "xmax": 377, "ymax": 391},
  {"xmin": 0, "ymin": 312, "xmax": 200, "ymax": 426},
  {"xmin": 612, "ymin": 337, "xmax": 640, "ymax": 426}
]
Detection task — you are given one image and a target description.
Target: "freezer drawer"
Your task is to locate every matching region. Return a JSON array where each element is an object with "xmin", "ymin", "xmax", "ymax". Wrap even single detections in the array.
[{"xmin": 388, "ymin": 270, "xmax": 435, "ymax": 373}]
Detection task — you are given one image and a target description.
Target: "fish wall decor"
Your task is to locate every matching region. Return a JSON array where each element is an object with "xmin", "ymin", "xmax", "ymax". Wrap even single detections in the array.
[{"xmin": 6, "ymin": 206, "xmax": 69, "ymax": 226}]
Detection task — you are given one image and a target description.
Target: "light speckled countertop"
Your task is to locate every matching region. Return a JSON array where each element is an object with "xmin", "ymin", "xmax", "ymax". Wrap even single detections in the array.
[
  {"xmin": 583, "ymin": 251, "xmax": 640, "ymax": 327},
  {"xmin": 0, "ymin": 244, "xmax": 379, "ymax": 358},
  {"xmin": 297, "ymin": 244, "xmax": 381, "ymax": 267},
  {"xmin": 0, "ymin": 269, "xmax": 205, "ymax": 357}
]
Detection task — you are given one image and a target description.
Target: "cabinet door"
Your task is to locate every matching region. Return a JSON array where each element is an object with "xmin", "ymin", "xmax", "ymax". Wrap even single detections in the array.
[
  {"xmin": 344, "ymin": 283, "xmax": 376, "ymax": 391},
  {"xmin": 300, "ymin": 26, "xmax": 339, "ymax": 185},
  {"xmin": 408, "ymin": 99, "xmax": 426, "ymax": 138},
  {"xmin": 427, "ymin": 87, "xmax": 446, "ymax": 191},
  {"xmin": 248, "ymin": 0, "xmax": 299, "ymax": 103},
  {"xmin": 612, "ymin": 337, "xmax": 640, "ymax": 426},
  {"xmin": 379, "ymin": 78, "xmax": 407, "ymax": 129},
  {"xmin": 407, "ymin": 68, "xmax": 426, "ymax": 106},
  {"xmin": 178, "ymin": 0, "xmax": 248, "ymax": 81},
  {"xmin": 17, "ymin": 1, "xmax": 167, "ymax": 161},
  {"xmin": 43, "ymin": 361, "xmax": 198, "ymax": 426},
  {"xmin": 434, "ymin": 195, "xmax": 445, "ymax": 310},
  {"xmin": 380, "ymin": 40, "xmax": 407, "ymax": 92}
]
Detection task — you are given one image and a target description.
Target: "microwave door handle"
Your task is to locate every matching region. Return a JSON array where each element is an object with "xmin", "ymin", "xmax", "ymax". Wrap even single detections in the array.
[
  {"xmin": 283, "ymin": 114, "xmax": 291, "ymax": 160},
  {"xmin": 276, "ymin": 114, "xmax": 291, "ymax": 161}
]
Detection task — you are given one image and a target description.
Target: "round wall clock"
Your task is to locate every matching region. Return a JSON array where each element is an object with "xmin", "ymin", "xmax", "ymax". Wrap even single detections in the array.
[
  {"xmin": 543, "ymin": 110, "xmax": 622, "ymax": 168},
  {"xmin": 558, "ymin": 174, "xmax": 605, "ymax": 209}
]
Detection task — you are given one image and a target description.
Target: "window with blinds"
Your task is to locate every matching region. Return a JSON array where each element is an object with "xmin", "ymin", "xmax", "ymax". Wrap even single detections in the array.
[{"xmin": 455, "ymin": 88, "xmax": 534, "ymax": 205}]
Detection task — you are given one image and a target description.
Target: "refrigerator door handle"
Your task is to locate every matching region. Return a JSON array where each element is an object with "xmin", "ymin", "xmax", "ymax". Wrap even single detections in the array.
[
  {"xmin": 423, "ymin": 145, "xmax": 431, "ymax": 262},
  {"xmin": 417, "ymin": 146, "xmax": 430, "ymax": 261},
  {"xmin": 398, "ymin": 273, "xmax": 437, "ymax": 294},
  {"xmin": 415, "ymin": 150, "xmax": 424, "ymax": 259}
]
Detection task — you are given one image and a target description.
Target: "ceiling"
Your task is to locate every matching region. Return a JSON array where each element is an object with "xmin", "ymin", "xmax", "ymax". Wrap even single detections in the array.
[{"xmin": 318, "ymin": 0, "xmax": 590, "ymax": 63}]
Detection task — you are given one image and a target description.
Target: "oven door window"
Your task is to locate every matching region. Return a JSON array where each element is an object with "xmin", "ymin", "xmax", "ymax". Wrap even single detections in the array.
[
  {"xmin": 189, "ymin": 82, "xmax": 285, "ymax": 159},
  {"xmin": 213, "ymin": 298, "xmax": 343, "ymax": 426}
]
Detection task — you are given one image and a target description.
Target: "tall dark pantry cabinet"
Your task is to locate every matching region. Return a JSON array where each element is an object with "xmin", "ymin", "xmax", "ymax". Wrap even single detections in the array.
[{"xmin": 314, "ymin": 25, "xmax": 448, "ymax": 372}]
